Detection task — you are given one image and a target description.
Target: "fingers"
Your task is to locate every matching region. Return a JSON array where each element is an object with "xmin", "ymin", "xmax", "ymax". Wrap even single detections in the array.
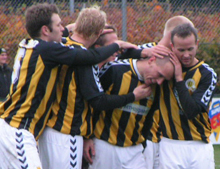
[
  {"xmin": 83, "ymin": 147, "xmax": 93, "ymax": 164},
  {"xmin": 101, "ymin": 29, "xmax": 114, "ymax": 35},
  {"xmin": 90, "ymin": 144, "xmax": 95, "ymax": 157},
  {"xmin": 169, "ymin": 52, "xmax": 180, "ymax": 66},
  {"xmin": 83, "ymin": 139, "xmax": 95, "ymax": 164},
  {"xmin": 152, "ymin": 45, "xmax": 171, "ymax": 58},
  {"xmin": 141, "ymin": 45, "xmax": 171, "ymax": 58},
  {"xmin": 133, "ymin": 84, "xmax": 152, "ymax": 101}
]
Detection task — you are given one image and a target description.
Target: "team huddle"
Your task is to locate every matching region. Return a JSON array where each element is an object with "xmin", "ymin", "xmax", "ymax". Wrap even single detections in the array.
[{"xmin": 0, "ymin": 2, "xmax": 216, "ymax": 169}]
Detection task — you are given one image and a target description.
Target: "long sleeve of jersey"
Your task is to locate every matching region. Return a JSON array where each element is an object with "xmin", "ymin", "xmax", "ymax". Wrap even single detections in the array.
[
  {"xmin": 77, "ymin": 65, "xmax": 135, "ymax": 111},
  {"xmin": 89, "ymin": 93, "xmax": 135, "ymax": 111},
  {"xmin": 175, "ymin": 81, "xmax": 203, "ymax": 119},
  {"xmin": 39, "ymin": 40, "xmax": 120, "ymax": 66},
  {"xmin": 119, "ymin": 49, "xmax": 143, "ymax": 59},
  {"xmin": 175, "ymin": 66, "xmax": 216, "ymax": 119}
]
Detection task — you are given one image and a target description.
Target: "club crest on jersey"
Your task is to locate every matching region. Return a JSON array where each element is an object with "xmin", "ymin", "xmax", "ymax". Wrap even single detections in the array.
[{"xmin": 185, "ymin": 78, "xmax": 196, "ymax": 92}]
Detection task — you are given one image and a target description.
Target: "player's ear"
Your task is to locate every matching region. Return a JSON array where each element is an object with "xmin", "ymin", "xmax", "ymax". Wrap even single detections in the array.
[
  {"xmin": 41, "ymin": 25, "xmax": 50, "ymax": 36},
  {"xmin": 148, "ymin": 56, "xmax": 156, "ymax": 64}
]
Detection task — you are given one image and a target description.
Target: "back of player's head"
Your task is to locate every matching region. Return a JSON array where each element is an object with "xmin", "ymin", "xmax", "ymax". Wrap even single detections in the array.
[
  {"xmin": 155, "ymin": 54, "xmax": 171, "ymax": 67},
  {"xmin": 163, "ymin": 15, "xmax": 194, "ymax": 37},
  {"xmin": 171, "ymin": 23, "xmax": 198, "ymax": 45},
  {"xmin": 74, "ymin": 6, "xmax": 106, "ymax": 40},
  {"xmin": 25, "ymin": 3, "xmax": 59, "ymax": 39},
  {"xmin": 94, "ymin": 25, "xmax": 117, "ymax": 46}
]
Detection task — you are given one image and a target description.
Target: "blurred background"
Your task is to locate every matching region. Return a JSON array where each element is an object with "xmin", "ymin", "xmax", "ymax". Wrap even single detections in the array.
[
  {"xmin": 0, "ymin": 1, "xmax": 219, "ymax": 167},
  {"xmin": 0, "ymin": 0, "xmax": 219, "ymax": 92}
]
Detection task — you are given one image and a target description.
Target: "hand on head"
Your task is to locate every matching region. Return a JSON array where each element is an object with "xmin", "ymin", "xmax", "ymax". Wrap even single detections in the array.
[{"xmin": 141, "ymin": 45, "xmax": 171, "ymax": 58}]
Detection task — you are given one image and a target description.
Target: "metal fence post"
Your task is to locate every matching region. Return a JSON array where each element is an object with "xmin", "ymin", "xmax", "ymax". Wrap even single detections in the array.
[
  {"xmin": 70, "ymin": 0, "xmax": 74, "ymax": 15},
  {"xmin": 122, "ymin": 0, "xmax": 127, "ymax": 41}
]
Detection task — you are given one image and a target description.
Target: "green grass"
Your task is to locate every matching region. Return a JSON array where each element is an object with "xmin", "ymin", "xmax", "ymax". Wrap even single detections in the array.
[{"xmin": 214, "ymin": 145, "xmax": 220, "ymax": 169}]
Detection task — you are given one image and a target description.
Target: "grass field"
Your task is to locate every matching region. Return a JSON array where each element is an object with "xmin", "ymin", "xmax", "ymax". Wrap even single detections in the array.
[{"xmin": 214, "ymin": 145, "xmax": 220, "ymax": 169}]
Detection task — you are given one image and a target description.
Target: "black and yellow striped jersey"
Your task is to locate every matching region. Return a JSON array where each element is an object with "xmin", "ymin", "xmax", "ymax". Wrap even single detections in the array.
[
  {"xmin": 93, "ymin": 59, "xmax": 158, "ymax": 147},
  {"xmin": 47, "ymin": 37, "xmax": 103, "ymax": 137},
  {"xmin": 0, "ymin": 38, "xmax": 121, "ymax": 140},
  {"xmin": 160, "ymin": 61, "xmax": 217, "ymax": 143},
  {"xmin": 147, "ymin": 109, "xmax": 161, "ymax": 143},
  {"xmin": 138, "ymin": 42, "xmax": 161, "ymax": 143}
]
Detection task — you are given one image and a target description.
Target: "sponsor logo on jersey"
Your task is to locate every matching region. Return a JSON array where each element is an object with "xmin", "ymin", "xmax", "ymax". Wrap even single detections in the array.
[
  {"xmin": 185, "ymin": 78, "xmax": 196, "ymax": 92},
  {"xmin": 119, "ymin": 103, "xmax": 150, "ymax": 115}
]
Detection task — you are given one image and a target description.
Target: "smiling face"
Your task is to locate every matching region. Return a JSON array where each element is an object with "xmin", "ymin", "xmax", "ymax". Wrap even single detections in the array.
[
  {"xmin": 140, "ymin": 57, "xmax": 174, "ymax": 86},
  {"xmin": 171, "ymin": 34, "xmax": 198, "ymax": 68}
]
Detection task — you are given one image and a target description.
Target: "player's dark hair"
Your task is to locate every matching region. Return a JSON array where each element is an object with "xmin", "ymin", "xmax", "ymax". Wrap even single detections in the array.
[
  {"xmin": 171, "ymin": 23, "xmax": 198, "ymax": 45},
  {"xmin": 94, "ymin": 25, "xmax": 117, "ymax": 46},
  {"xmin": 25, "ymin": 3, "xmax": 59, "ymax": 38}
]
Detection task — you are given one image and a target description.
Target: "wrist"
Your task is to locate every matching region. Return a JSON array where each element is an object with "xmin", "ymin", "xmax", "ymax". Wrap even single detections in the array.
[{"xmin": 175, "ymin": 76, "xmax": 183, "ymax": 82}]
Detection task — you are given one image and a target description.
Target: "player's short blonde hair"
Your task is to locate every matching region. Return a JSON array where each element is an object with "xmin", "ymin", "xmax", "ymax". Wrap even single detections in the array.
[
  {"xmin": 74, "ymin": 6, "xmax": 106, "ymax": 40},
  {"xmin": 163, "ymin": 15, "xmax": 194, "ymax": 37}
]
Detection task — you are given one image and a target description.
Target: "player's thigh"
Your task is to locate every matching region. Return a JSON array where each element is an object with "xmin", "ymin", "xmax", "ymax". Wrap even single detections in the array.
[
  {"xmin": 38, "ymin": 127, "xmax": 83, "ymax": 169},
  {"xmin": 190, "ymin": 142, "xmax": 215, "ymax": 169},
  {"xmin": 0, "ymin": 119, "xmax": 42, "ymax": 169},
  {"xmin": 144, "ymin": 140, "xmax": 159, "ymax": 169},
  {"xmin": 159, "ymin": 138, "xmax": 188, "ymax": 169},
  {"xmin": 120, "ymin": 143, "xmax": 146, "ymax": 169}
]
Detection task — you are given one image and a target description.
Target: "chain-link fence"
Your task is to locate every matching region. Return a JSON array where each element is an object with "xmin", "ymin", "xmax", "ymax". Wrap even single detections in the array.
[{"xmin": 0, "ymin": 0, "xmax": 219, "ymax": 91}]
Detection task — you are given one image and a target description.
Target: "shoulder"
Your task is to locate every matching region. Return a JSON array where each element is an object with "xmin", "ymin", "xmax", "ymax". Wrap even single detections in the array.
[
  {"xmin": 200, "ymin": 62, "xmax": 217, "ymax": 76},
  {"xmin": 99, "ymin": 59, "xmax": 130, "ymax": 77},
  {"xmin": 138, "ymin": 42, "xmax": 157, "ymax": 49}
]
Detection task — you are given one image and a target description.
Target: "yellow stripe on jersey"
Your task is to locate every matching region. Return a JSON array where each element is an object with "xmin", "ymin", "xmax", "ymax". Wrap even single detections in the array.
[
  {"xmin": 160, "ymin": 61, "xmax": 212, "ymax": 142},
  {"xmin": 11, "ymin": 53, "xmax": 44, "ymax": 127},
  {"xmin": 47, "ymin": 37, "xmax": 93, "ymax": 137},
  {"xmin": 94, "ymin": 59, "xmax": 154, "ymax": 147},
  {"xmin": 33, "ymin": 66, "xmax": 59, "ymax": 140},
  {"xmin": 148, "ymin": 110, "xmax": 161, "ymax": 143},
  {"xmin": 2, "ymin": 49, "xmax": 34, "ymax": 119},
  {"xmin": 0, "ymin": 39, "xmax": 60, "ymax": 139}
]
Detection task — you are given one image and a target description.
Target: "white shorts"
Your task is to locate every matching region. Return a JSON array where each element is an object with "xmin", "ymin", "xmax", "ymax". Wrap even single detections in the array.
[
  {"xmin": 0, "ymin": 118, "xmax": 42, "ymax": 169},
  {"xmin": 89, "ymin": 138, "xmax": 146, "ymax": 169},
  {"xmin": 38, "ymin": 127, "xmax": 83, "ymax": 169},
  {"xmin": 143, "ymin": 140, "xmax": 159, "ymax": 169},
  {"xmin": 159, "ymin": 137, "xmax": 215, "ymax": 169}
]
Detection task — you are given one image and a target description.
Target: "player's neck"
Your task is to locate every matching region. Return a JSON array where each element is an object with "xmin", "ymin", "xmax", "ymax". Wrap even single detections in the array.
[
  {"xmin": 158, "ymin": 36, "xmax": 171, "ymax": 49},
  {"xmin": 71, "ymin": 33, "xmax": 92, "ymax": 48}
]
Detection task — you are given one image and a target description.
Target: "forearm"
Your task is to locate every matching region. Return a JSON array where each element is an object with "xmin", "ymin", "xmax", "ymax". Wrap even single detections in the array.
[
  {"xmin": 119, "ymin": 49, "xmax": 143, "ymax": 59},
  {"xmin": 73, "ymin": 43, "xmax": 120, "ymax": 65},
  {"xmin": 89, "ymin": 93, "xmax": 135, "ymax": 111},
  {"xmin": 176, "ymin": 81, "xmax": 203, "ymax": 119}
]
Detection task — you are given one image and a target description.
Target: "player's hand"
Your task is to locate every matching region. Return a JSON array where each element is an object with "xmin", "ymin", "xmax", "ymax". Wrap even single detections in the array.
[
  {"xmin": 114, "ymin": 40, "xmax": 138, "ymax": 50},
  {"xmin": 65, "ymin": 23, "xmax": 76, "ymax": 32},
  {"xmin": 169, "ymin": 52, "xmax": 183, "ymax": 82},
  {"xmin": 141, "ymin": 45, "xmax": 171, "ymax": 58},
  {"xmin": 83, "ymin": 139, "xmax": 95, "ymax": 164},
  {"xmin": 133, "ymin": 84, "xmax": 152, "ymax": 101}
]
